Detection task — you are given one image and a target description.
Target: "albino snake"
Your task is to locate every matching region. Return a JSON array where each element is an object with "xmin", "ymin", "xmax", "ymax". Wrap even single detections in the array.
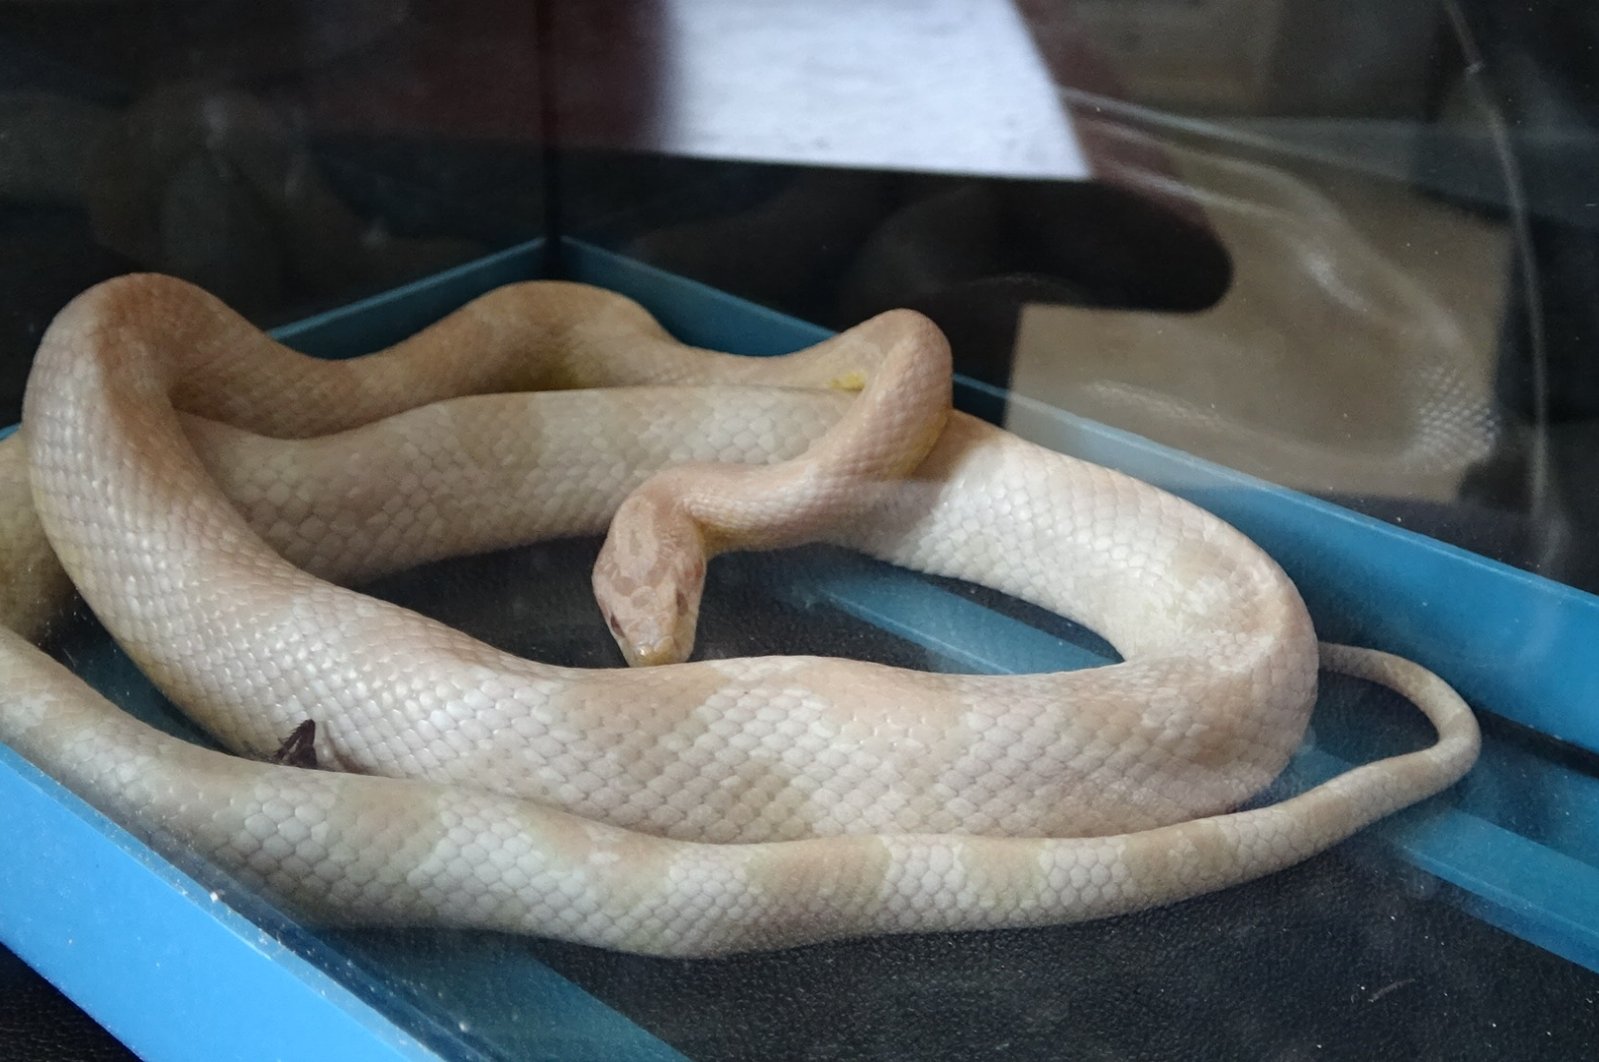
[{"xmin": 0, "ymin": 275, "xmax": 1479, "ymax": 957}]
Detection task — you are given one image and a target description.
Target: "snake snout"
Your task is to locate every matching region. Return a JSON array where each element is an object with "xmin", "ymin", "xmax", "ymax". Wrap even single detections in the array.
[
  {"xmin": 593, "ymin": 489, "xmax": 708, "ymax": 667},
  {"xmin": 598, "ymin": 579, "xmax": 700, "ymax": 668}
]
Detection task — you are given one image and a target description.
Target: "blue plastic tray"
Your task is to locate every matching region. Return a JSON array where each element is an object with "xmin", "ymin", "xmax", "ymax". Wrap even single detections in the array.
[{"xmin": 2, "ymin": 238, "xmax": 1596, "ymax": 1060}]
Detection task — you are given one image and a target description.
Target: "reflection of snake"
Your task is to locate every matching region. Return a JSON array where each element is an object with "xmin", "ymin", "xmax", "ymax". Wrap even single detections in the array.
[
  {"xmin": 1, "ymin": 276, "xmax": 1478, "ymax": 956},
  {"xmin": 1060, "ymin": 123, "xmax": 1502, "ymax": 494}
]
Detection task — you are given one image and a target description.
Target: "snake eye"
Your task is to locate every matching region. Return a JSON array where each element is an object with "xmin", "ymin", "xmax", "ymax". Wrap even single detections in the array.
[{"xmin": 605, "ymin": 611, "xmax": 624, "ymax": 637}]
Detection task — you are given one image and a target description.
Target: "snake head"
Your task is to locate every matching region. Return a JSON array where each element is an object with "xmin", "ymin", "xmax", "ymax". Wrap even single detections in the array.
[{"xmin": 592, "ymin": 489, "xmax": 708, "ymax": 667}]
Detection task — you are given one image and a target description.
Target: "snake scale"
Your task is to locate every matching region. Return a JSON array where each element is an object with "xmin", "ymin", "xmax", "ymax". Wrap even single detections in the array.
[{"xmin": 0, "ymin": 275, "xmax": 1479, "ymax": 957}]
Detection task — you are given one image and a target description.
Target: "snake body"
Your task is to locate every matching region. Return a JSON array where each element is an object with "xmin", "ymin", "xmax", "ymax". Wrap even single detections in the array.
[{"xmin": 0, "ymin": 276, "xmax": 1479, "ymax": 956}]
